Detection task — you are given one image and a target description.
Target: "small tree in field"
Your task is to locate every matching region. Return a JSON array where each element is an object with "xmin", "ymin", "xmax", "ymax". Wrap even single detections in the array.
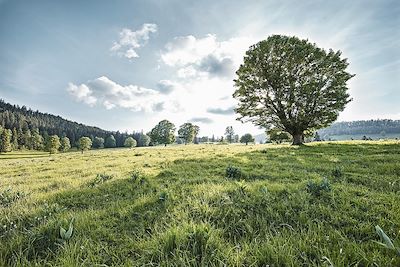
[
  {"xmin": 124, "ymin": 137, "xmax": 137, "ymax": 148},
  {"xmin": 150, "ymin": 120, "xmax": 176, "ymax": 146},
  {"xmin": 234, "ymin": 35, "xmax": 354, "ymax": 145},
  {"xmin": 60, "ymin": 137, "xmax": 71, "ymax": 152},
  {"xmin": 48, "ymin": 135, "xmax": 61, "ymax": 154},
  {"xmin": 240, "ymin": 133, "xmax": 255, "ymax": 145},
  {"xmin": 225, "ymin": 126, "xmax": 234, "ymax": 143},
  {"xmin": 79, "ymin": 137, "xmax": 92, "ymax": 153}
]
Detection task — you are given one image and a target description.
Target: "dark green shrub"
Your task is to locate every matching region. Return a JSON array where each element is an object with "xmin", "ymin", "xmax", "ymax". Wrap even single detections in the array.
[
  {"xmin": 306, "ymin": 178, "xmax": 331, "ymax": 197},
  {"xmin": 226, "ymin": 165, "xmax": 242, "ymax": 179}
]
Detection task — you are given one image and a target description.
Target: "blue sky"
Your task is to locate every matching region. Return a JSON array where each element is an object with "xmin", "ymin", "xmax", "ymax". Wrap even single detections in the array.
[{"xmin": 0, "ymin": 0, "xmax": 399, "ymax": 136}]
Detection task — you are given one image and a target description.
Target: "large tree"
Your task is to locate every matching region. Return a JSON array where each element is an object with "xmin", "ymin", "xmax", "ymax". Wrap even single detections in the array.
[
  {"xmin": 105, "ymin": 135, "xmax": 116, "ymax": 148},
  {"xmin": 233, "ymin": 35, "xmax": 354, "ymax": 145},
  {"xmin": 150, "ymin": 120, "xmax": 176, "ymax": 146},
  {"xmin": 178, "ymin": 123, "xmax": 199, "ymax": 144},
  {"xmin": 60, "ymin": 137, "xmax": 71, "ymax": 152},
  {"xmin": 124, "ymin": 137, "xmax": 137, "ymax": 148}
]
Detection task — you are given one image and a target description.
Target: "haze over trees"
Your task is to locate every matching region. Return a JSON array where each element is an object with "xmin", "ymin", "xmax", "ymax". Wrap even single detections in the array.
[{"xmin": 233, "ymin": 35, "xmax": 354, "ymax": 145}]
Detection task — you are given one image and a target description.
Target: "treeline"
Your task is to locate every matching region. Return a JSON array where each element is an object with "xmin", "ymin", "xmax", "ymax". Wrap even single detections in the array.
[
  {"xmin": 0, "ymin": 99, "xmax": 151, "ymax": 152},
  {"xmin": 319, "ymin": 120, "xmax": 400, "ymax": 136}
]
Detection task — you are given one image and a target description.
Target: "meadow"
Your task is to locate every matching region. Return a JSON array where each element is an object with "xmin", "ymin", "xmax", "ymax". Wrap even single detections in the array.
[{"xmin": 1, "ymin": 141, "xmax": 400, "ymax": 266}]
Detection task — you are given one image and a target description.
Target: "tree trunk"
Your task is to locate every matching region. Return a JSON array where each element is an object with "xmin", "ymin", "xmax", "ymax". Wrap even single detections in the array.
[
  {"xmin": 164, "ymin": 144, "xmax": 167, "ymax": 147},
  {"xmin": 292, "ymin": 133, "xmax": 304, "ymax": 145}
]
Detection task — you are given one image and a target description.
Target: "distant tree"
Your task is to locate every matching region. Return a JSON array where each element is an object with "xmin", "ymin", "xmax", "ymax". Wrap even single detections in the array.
[
  {"xmin": 24, "ymin": 129, "xmax": 32, "ymax": 149},
  {"xmin": 267, "ymin": 128, "xmax": 291, "ymax": 143},
  {"xmin": 93, "ymin": 137, "xmax": 105, "ymax": 149},
  {"xmin": 79, "ymin": 136, "xmax": 92, "ymax": 153},
  {"xmin": 233, "ymin": 35, "xmax": 354, "ymax": 145},
  {"xmin": 178, "ymin": 123, "xmax": 199, "ymax": 144},
  {"xmin": 211, "ymin": 135, "xmax": 216, "ymax": 143},
  {"xmin": 105, "ymin": 135, "xmax": 116, "ymax": 148},
  {"xmin": 11, "ymin": 128, "xmax": 18, "ymax": 150},
  {"xmin": 233, "ymin": 134, "xmax": 239, "ymax": 143},
  {"xmin": 60, "ymin": 137, "xmax": 71, "ymax": 152},
  {"xmin": 124, "ymin": 137, "xmax": 137, "ymax": 148},
  {"xmin": 225, "ymin": 126, "xmax": 235, "ymax": 143},
  {"xmin": 47, "ymin": 135, "xmax": 61, "ymax": 154},
  {"xmin": 32, "ymin": 128, "xmax": 44, "ymax": 150},
  {"xmin": 240, "ymin": 133, "xmax": 255, "ymax": 145},
  {"xmin": 200, "ymin": 136, "xmax": 209, "ymax": 143},
  {"xmin": 138, "ymin": 133, "xmax": 151, "ymax": 147},
  {"xmin": 1, "ymin": 129, "xmax": 12, "ymax": 152},
  {"xmin": 150, "ymin": 120, "xmax": 176, "ymax": 146}
]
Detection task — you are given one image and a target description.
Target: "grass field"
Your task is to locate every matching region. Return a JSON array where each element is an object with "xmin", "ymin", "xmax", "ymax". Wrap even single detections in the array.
[{"xmin": 1, "ymin": 142, "xmax": 400, "ymax": 266}]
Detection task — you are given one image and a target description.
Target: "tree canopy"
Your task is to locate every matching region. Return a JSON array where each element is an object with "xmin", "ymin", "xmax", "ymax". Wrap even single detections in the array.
[
  {"xmin": 150, "ymin": 120, "xmax": 176, "ymax": 146},
  {"xmin": 124, "ymin": 137, "xmax": 137, "ymax": 148},
  {"xmin": 79, "ymin": 136, "xmax": 92, "ymax": 153},
  {"xmin": 240, "ymin": 133, "xmax": 255, "ymax": 145},
  {"xmin": 233, "ymin": 35, "xmax": 354, "ymax": 145},
  {"xmin": 178, "ymin": 123, "xmax": 199, "ymax": 144}
]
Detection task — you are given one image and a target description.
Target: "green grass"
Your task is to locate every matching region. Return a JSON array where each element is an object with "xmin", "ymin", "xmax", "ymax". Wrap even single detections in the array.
[{"xmin": 1, "ymin": 141, "xmax": 400, "ymax": 266}]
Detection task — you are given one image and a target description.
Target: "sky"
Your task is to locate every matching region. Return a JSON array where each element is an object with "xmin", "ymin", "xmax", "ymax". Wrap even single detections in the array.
[{"xmin": 0, "ymin": 0, "xmax": 399, "ymax": 137}]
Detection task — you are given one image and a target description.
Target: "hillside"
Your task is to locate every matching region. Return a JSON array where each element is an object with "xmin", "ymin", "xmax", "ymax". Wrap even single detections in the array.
[
  {"xmin": 0, "ymin": 99, "xmax": 129, "ymax": 146},
  {"xmin": 1, "ymin": 142, "xmax": 399, "ymax": 265}
]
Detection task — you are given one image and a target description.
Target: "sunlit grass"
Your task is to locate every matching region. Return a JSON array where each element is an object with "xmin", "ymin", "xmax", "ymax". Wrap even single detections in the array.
[{"xmin": 1, "ymin": 141, "xmax": 400, "ymax": 266}]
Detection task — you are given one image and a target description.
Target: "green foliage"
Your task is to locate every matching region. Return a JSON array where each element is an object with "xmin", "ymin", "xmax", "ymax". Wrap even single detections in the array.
[
  {"xmin": 267, "ymin": 128, "xmax": 291, "ymax": 143},
  {"xmin": 78, "ymin": 136, "xmax": 92, "ymax": 153},
  {"xmin": 233, "ymin": 35, "xmax": 354, "ymax": 145},
  {"xmin": 105, "ymin": 135, "xmax": 116, "ymax": 148},
  {"xmin": 150, "ymin": 120, "xmax": 176, "ymax": 146},
  {"xmin": 92, "ymin": 136, "xmax": 105, "ymax": 149},
  {"xmin": 0, "ymin": 128, "xmax": 12, "ymax": 152},
  {"xmin": 124, "ymin": 137, "xmax": 137, "ymax": 148},
  {"xmin": 47, "ymin": 135, "xmax": 61, "ymax": 154},
  {"xmin": 178, "ymin": 123, "xmax": 199, "ymax": 144},
  {"xmin": 59, "ymin": 218, "xmax": 75, "ymax": 242},
  {"xmin": 306, "ymin": 178, "xmax": 332, "ymax": 197},
  {"xmin": 60, "ymin": 137, "xmax": 71, "ymax": 152},
  {"xmin": 226, "ymin": 165, "xmax": 242, "ymax": 179},
  {"xmin": 138, "ymin": 133, "xmax": 151, "ymax": 147},
  {"xmin": 0, "ymin": 188, "xmax": 25, "ymax": 207},
  {"xmin": 240, "ymin": 133, "xmax": 255, "ymax": 145}
]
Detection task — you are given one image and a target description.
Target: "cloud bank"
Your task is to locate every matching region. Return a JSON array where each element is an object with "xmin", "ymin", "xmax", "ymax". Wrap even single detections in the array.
[{"xmin": 111, "ymin": 23, "xmax": 157, "ymax": 59}]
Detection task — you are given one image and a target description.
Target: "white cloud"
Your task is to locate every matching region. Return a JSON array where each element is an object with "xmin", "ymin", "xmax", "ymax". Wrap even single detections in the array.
[
  {"xmin": 111, "ymin": 23, "xmax": 157, "ymax": 59},
  {"xmin": 67, "ymin": 76, "xmax": 179, "ymax": 112},
  {"xmin": 66, "ymin": 83, "xmax": 97, "ymax": 106},
  {"xmin": 160, "ymin": 34, "xmax": 255, "ymax": 79}
]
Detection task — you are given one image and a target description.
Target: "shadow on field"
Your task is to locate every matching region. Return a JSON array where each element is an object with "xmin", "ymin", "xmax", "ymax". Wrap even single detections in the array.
[{"xmin": 2, "ymin": 177, "xmax": 172, "ymax": 265}]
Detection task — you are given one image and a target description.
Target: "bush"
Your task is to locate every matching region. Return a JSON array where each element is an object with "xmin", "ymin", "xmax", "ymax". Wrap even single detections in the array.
[
  {"xmin": 88, "ymin": 173, "xmax": 113, "ymax": 187},
  {"xmin": 306, "ymin": 178, "xmax": 331, "ymax": 197},
  {"xmin": 226, "ymin": 165, "xmax": 242, "ymax": 179}
]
